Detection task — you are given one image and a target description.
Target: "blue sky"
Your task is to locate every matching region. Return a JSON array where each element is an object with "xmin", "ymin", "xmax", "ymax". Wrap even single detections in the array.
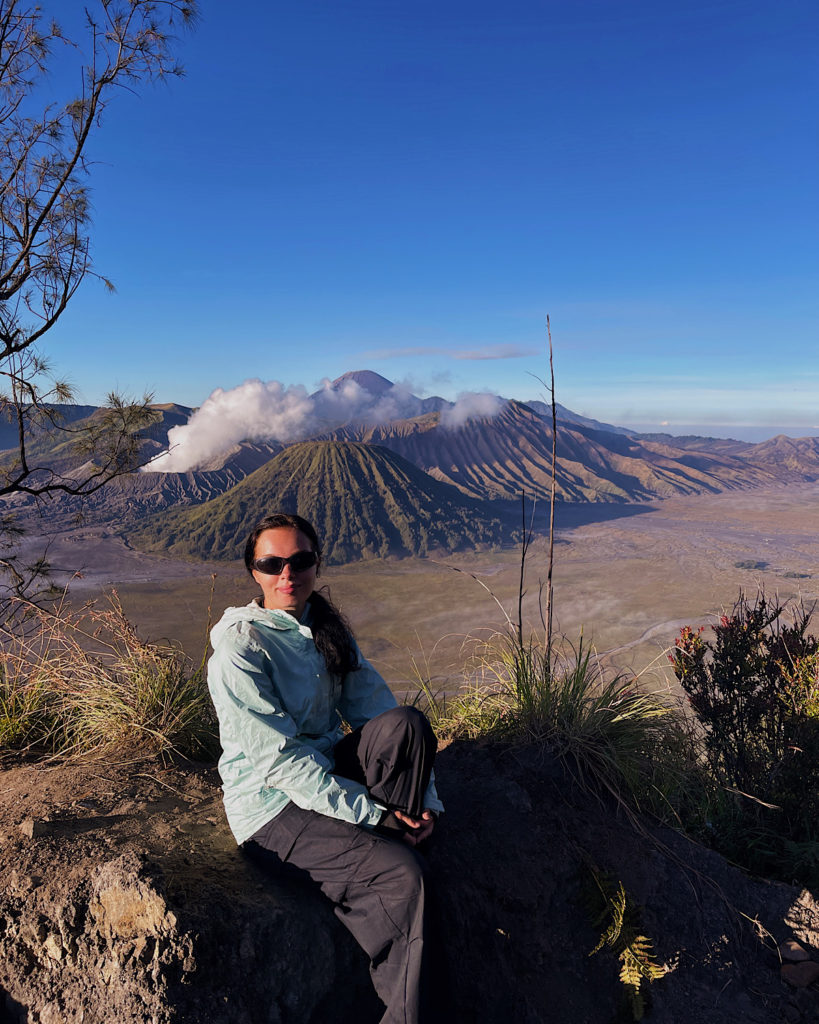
[{"xmin": 46, "ymin": 0, "xmax": 817, "ymax": 439}]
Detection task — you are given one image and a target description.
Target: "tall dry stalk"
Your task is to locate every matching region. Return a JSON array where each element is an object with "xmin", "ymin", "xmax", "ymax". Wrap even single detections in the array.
[
  {"xmin": 516, "ymin": 491, "xmax": 535, "ymax": 649},
  {"xmin": 544, "ymin": 315, "xmax": 557, "ymax": 662}
]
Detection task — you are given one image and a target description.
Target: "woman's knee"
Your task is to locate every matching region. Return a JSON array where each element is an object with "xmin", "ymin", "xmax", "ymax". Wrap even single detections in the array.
[{"xmin": 374, "ymin": 705, "xmax": 435, "ymax": 744}]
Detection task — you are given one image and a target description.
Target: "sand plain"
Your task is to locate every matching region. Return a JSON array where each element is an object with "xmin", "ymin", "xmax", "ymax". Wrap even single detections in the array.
[{"xmin": 21, "ymin": 482, "xmax": 819, "ymax": 693}]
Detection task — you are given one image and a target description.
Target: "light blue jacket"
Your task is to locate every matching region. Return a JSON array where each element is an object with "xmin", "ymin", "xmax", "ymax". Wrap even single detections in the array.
[{"xmin": 207, "ymin": 599, "xmax": 444, "ymax": 844}]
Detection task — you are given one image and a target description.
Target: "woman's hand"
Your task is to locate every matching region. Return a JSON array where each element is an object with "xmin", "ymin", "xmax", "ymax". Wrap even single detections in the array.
[{"xmin": 393, "ymin": 809, "xmax": 436, "ymax": 847}]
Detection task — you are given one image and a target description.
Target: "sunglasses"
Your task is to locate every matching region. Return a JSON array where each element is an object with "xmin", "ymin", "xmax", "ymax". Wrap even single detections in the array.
[{"xmin": 252, "ymin": 551, "xmax": 318, "ymax": 576}]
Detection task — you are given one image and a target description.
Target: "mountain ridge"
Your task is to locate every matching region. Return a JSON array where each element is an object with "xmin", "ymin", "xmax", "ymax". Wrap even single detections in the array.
[
  {"xmin": 4, "ymin": 372, "xmax": 819, "ymax": 564},
  {"xmin": 323, "ymin": 399, "xmax": 795, "ymax": 503}
]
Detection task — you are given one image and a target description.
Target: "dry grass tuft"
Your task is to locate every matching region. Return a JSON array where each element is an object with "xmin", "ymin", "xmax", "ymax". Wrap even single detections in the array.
[
  {"xmin": 0, "ymin": 592, "xmax": 216, "ymax": 760},
  {"xmin": 417, "ymin": 630, "xmax": 694, "ymax": 816}
]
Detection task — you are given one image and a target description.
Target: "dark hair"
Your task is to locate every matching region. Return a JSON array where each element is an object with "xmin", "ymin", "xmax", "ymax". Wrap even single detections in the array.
[{"xmin": 244, "ymin": 513, "xmax": 360, "ymax": 680}]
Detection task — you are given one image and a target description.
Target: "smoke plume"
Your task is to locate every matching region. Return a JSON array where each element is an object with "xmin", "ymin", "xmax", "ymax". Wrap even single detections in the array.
[{"xmin": 147, "ymin": 376, "xmax": 499, "ymax": 473}]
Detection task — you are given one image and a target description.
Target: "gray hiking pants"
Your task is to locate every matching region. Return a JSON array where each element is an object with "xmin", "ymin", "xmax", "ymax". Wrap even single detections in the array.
[{"xmin": 245, "ymin": 706, "xmax": 440, "ymax": 1024}]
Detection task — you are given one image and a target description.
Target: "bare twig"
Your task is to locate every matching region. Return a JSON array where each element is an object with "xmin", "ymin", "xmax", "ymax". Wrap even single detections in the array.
[{"xmin": 432, "ymin": 559, "xmax": 514, "ymax": 632}]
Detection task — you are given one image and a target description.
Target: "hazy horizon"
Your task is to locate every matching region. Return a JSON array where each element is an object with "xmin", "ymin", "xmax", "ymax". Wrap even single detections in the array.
[{"xmin": 621, "ymin": 423, "xmax": 819, "ymax": 444}]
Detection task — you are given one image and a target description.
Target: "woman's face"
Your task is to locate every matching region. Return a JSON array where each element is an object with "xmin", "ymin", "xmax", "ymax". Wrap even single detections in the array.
[{"xmin": 252, "ymin": 527, "xmax": 318, "ymax": 619}]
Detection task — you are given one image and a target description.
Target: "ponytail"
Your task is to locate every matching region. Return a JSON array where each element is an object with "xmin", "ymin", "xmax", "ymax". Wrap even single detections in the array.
[{"xmin": 308, "ymin": 589, "xmax": 361, "ymax": 680}]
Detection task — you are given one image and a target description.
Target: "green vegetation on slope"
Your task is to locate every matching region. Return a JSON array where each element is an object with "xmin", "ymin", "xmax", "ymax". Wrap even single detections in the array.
[{"xmin": 128, "ymin": 441, "xmax": 513, "ymax": 564}]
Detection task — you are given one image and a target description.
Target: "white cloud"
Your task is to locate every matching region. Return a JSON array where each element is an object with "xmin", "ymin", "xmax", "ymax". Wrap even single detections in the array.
[
  {"xmin": 452, "ymin": 345, "xmax": 539, "ymax": 361},
  {"xmin": 440, "ymin": 392, "xmax": 503, "ymax": 428}
]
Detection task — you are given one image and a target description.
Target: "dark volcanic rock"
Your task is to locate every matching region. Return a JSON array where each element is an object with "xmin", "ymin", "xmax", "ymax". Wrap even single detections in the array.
[
  {"xmin": 325, "ymin": 400, "xmax": 796, "ymax": 504},
  {"xmin": 1, "ymin": 744, "xmax": 818, "ymax": 1023}
]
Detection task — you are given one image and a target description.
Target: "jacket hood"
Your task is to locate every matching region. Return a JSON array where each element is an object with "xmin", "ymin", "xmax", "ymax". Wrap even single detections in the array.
[{"xmin": 210, "ymin": 600, "xmax": 307, "ymax": 649}]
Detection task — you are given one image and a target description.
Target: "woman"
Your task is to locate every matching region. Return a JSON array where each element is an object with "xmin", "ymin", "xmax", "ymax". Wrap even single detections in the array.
[{"xmin": 207, "ymin": 512, "xmax": 444, "ymax": 1024}]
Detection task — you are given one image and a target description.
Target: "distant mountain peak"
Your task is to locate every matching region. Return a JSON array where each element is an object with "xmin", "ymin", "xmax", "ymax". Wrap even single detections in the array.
[{"xmin": 330, "ymin": 370, "xmax": 395, "ymax": 395}]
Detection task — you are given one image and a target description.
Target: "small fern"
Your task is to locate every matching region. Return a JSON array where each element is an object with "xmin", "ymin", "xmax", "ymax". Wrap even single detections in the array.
[
  {"xmin": 589, "ymin": 878, "xmax": 627, "ymax": 955},
  {"xmin": 581, "ymin": 861, "xmax": 667, "ymax": 1021}
]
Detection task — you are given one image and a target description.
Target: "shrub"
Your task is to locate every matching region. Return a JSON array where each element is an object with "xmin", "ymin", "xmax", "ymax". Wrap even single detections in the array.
[{"xmin": 670, "ymin": 591, "xmax": 819, "ymax": 884}]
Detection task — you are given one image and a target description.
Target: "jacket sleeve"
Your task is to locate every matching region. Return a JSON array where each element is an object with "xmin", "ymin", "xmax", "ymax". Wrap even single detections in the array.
[
  {"xmin": 339, "ymin": 650, "xmax": 445, "ymax": 816},
  {"xmin": 210, "ymin": 632, "xmax": 384, "ymax": 828}
]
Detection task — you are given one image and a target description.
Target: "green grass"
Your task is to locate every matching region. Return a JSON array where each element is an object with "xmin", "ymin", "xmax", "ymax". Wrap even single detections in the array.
[
  {"xmin": 0, "ymin": 666, "xmax": 52, "ymax": 749},
  {"xmin": 406, "ymin": 589, "xmax": 819, "ymax": 889}
]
